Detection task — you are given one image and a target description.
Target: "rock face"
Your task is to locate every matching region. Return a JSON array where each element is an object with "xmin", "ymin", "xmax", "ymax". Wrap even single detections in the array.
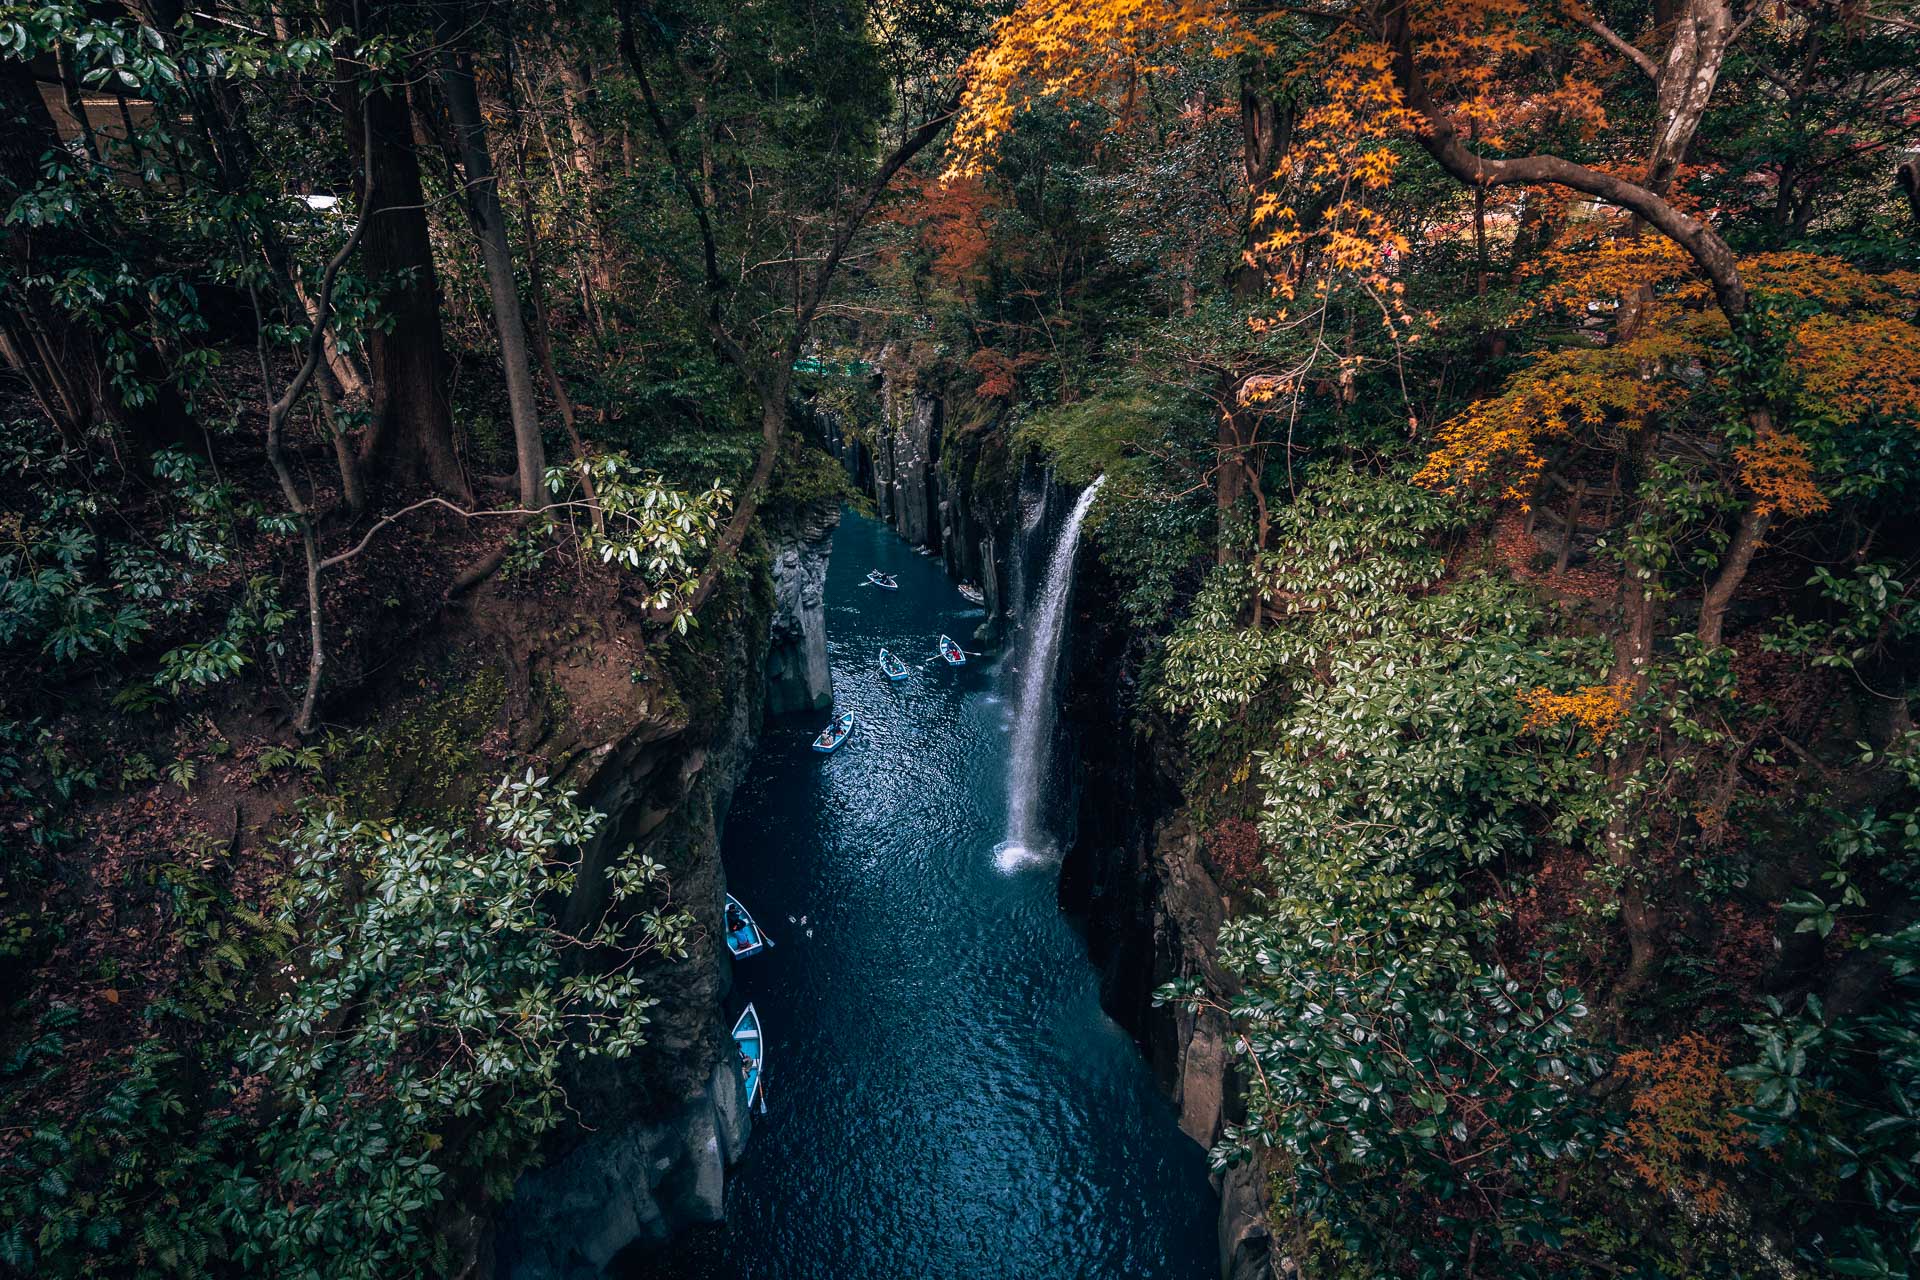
[
  {"xmin": 879, "ymin": 370, "xmax": 942, "ymax": 547},
  {"xmin": 493, "ymin": 574, "xmax": 771, "ymax": 1279},
  {"xmin": 765, "ymin": 502, "xmax": 838, "ymax": 716},
  {"xmin": 1055, "ymin": 551, "xmax": 1274, "ymax": 1280},
  {"xmin": 817, "ymin": 354, "xmax": 1019, "ymax": 648},
  {"xmin": 820, "ymin": 409, "xmax": 872, "ymax": 496},
  {"xmin": 495, "ymin": 1058, "xmax": 750, "ymax": 1279},
  {"xmin": 936, "ymin": 423, "xmax": 1018, "ymax": 647}
]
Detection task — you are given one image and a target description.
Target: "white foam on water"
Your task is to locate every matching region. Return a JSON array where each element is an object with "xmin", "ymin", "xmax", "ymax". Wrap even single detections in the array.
[{"xmin": 993, "ymin": 840, "xmax": 1055, "ymax": 874}]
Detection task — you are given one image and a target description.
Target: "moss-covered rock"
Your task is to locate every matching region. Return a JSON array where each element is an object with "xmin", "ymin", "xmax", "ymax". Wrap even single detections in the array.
[{"xmin": 323, "ymin": 657, "xmax": 510, "ymax": 821}]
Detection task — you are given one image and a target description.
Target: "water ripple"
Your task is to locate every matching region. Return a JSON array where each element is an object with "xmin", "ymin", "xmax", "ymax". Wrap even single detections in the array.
[{"xmin": 624, "ymin": 509, "xmax": 1216, "ymax": 1280}]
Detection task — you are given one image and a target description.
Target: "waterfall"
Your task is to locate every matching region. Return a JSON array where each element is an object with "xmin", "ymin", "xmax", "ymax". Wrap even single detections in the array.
[{"xmin": 1000, "ymin": 475, "xmax": 1105, "ymax": 868}]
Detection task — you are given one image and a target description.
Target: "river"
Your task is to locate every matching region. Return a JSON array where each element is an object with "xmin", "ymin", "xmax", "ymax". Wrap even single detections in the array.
[{"xmin": 623, "ymin": 506, "xmax": 1218, "ymax": 1279}]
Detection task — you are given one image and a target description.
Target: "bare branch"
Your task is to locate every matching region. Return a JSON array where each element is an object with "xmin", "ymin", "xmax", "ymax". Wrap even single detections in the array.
[
  {"xmin": 787, "ymin": 87, "xmax": 966, "ymax": 363},
  {"xmin": 1573, "ymin": 8, "xmax": 1659, "ymax": 80},
  {"xmin": 260, "ymin": 104, "xmax": 376, "ymax": 735},
  {"xmin": 614, "ymin": 0, "xmax": 737, "ymax": 364},
  {"xmin": 317, "ymin": 496, "xmax": 544, "ymax": 570}
]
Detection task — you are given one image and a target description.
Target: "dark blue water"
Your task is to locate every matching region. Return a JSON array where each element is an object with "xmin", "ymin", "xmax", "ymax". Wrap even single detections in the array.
[{"xmin": 629, "ymin": 508, "xmax": 1217, "ymax": 1279}]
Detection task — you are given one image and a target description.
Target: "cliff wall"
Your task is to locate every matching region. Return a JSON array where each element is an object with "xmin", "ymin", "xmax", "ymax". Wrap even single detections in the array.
[
  {"xmin": 765, "ymin": 504, "xmax": 839, "ymax": 716},
  {"xmin": 862, "ymin": 418, "xmax": 1270, "ymax": 1278},
  {"xmin": 1056, "ymin": 549, "xmax": 1275, "ymax": 1280},
  {"xmin": 822, "ymin": 359, "xmax": 1019, "ymax": 648},
  {"xmin": 492, "ymin": 506, "xmax": 836, "ymax": 1276}
]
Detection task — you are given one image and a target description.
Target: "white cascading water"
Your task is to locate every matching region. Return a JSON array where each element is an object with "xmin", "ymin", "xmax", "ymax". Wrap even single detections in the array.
[{"xmin": 998, "ymin": 475, "xmax": 1105, "ymax": 870}]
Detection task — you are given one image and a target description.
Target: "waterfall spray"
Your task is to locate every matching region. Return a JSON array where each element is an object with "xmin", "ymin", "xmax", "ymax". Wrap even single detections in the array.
[{"xmin": 999, "ymin": 475, "xmax": 1105, "ymax": 869}]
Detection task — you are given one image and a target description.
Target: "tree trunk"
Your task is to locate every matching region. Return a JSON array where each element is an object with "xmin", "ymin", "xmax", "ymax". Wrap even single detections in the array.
[
  {"xmin": 316, "ymin": 373, "xmax": 368, "ymax": 514},
  {"xmin": 554, "ymin": 54, "xmax": 616, "ymax": 306},
  {"xmin": 0, "ymin": 58, "xmax": 187, "ymax": 450},
  {"xmin": 54, "ymin": 45, "xmax": 103, "ymax": 169},
  {"xmin": 1602, "ymin": 428, "xmax": 1664, "ymax": 1020},
  {"xmin": 1697, "ymin": 505, "xmax": 1770, "ymax": 649},
  {"xmin": 510, "ymin": 90, "xmax": 603, "ymax": 532},
  {"xmin": 1217, "ymin": 408, "xmax": 1250, "ymax": 519},
  {"xmin": 438, "ymin": 51, "xmax": 547, "ymax": 510},
  {"xmin": 1555, "ymin": 479, "xmax": 1585, "ymax": 574},
  {"xmin": 293, "ymin": 277, "xmax": 372, "ymax": 402},
  {"xmin": 1473, "ymin": 183, "xmax": 1489, "ymax": 296},
  {"xmin": 1897, "ymin": 158, "xmax": 1920, "ymax": 230},
  {"xmin": 1232, "ymin": 81, "xmax": 1292, "ymax": 300},
  {"xmin": 1642, "ymin": 0, "xmax": 1736, "ymax": 197},
  {"xmin": 671, "ymin": 384, "xmax": 786, "ymax": 620},
  {"xmin": 333, "ymin": 15, "xmax": 469, "ymax": 501}
]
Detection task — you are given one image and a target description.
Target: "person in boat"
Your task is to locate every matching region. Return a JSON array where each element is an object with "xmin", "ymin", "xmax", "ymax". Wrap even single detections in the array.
[{"xmin": 725, "ymin": 902, "xmax": 744, "ymax": 931}]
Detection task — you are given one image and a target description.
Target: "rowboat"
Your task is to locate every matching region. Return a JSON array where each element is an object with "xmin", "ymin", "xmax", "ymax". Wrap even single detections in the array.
[
  {"xmin": 957, "ymin": 583, "xmax": 985, "ymax": 606},
  {"xmin": 724, "ymin": 893, "xmax": 771, "ymax": 958},
  {"xmin": 879, "ymin": 648, "xmax": 910, "ymax": 680},
  {"xmin": 811, "ymin": 711, "xmax": 854, "ymax": 753},
  {"xmin": 938, "ymin": 634, "xmax": 966, "ymax": 666},
  {"xmin": 865, "ymin": 570, "xmax": 899, "ymax": 590},
  {"xmin": 733, "ymin": 1003, "xmax": 764, "ymax": 1111}
]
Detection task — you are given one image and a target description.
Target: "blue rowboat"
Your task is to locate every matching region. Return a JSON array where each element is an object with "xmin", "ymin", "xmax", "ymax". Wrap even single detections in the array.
[
  {"xmin": 957, "ymin": 583, "xmax": 985, "ymax": 606},
  {"xmin": 938, "ymin": 634, "xmax": 966, "ymax": 666},
  {"xmin": 733, "ymin": 1003, "xmax": 764, "ymax": 1111},
  {"xmin": 865, "ymin": 570, "xmax": 899, "ymax": 590},
  {"xmin": 724, "ymin": 893, "xmax": 771, "ymax": 959},
  {"xmin": 811, "ymin": 711, "xmax": 854, "ymax": 753},
  {"xmin": 879, "ymin": 648, "xmax": 910, "ymax": 681}
]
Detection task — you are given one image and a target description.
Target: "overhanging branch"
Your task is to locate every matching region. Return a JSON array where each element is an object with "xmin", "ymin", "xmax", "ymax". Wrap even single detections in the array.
[
  {"xmin": 787, "ymin": 86, "xmax": 966, "ymax": 361},
  {"xmin": 1383, "ymin": 5, "xmax": 1748, "ymax": 320}
]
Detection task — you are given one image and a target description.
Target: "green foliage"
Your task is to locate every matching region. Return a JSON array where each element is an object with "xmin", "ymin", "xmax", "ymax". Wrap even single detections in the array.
[
  {"xmin": 1733, "ymin": 924, "xmax": 1920, "ymax": 1275},
  {"xmin": 323, "ymin": 663, "xmax": 508, "ymax": 822},
  {"xmin": 0, "ymin": 717, "xmax": 96, "ymax": 965},
  {"xmin": 0, "ymin": 1037, "xmax": 235, "ymax": 1279},
  {"xmin": 0, "ymin": 772, "xmax": 687, "ymax": 1280},
  {"xmin": 1730, "ymin": 734, "xmax": 1920, "ymax": 1275},
  {"xmin": 229, "ymin": 771, "xmax": 690, "ymax": 1276},
  {"xmin": 1156, "ymin": 470, "xmax": 1612, "ymax": 1272},
  {"xmin": 1763, "ymin": 563, "xmax": 1918, "ymax": 677},
  {"xmin": 763, "ymin": 436, "xmax": 854, "ymax": 522},
  {"xmin": 152, "ymin": 576, "xmax": 292, "ymax": 696},
  {"xmin": 1089, "ymin": 486, "xmax": 1210, "ymax": 626},
  {"xmin": 1, "ymin": 436, "xmax": 247, "ymax": 672},
  {"xmin": 1200, "ymin": 957, "xmax": 1602, "ymax": 1271},
  {"xmin": 532, "ymin": 455, "xmax": 733, "ymax": 633},
  {"xmin": 252, "ymin": 743, "xmax": 323, "ymax": 782},
  {"xmin": 1156, "ymin": 560, "xmax": 1287, "ymax": 734},
  {"xmin": 1012, "ymin": 390, "xmax": 1165, "ymax": 490},
  {"xmin": 1158, "ymin": 469, "xmax": 1464, "ymax": 733}
]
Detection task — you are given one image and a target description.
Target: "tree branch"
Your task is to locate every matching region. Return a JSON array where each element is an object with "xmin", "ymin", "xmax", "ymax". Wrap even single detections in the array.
[
  {"xmin": 261, "ymin": 107, "xmax": 376, "ymax": 735},
  {"xmin": 614, "ymin": 0, "xmax": 740, "ymax": 366},
  {"xmin": 1573, "ymin": 8, "xmax": 1659, "ymax": 80},
  {"xmin": 317, "ymin": 496, "xmax": 544, "ymax": 570},
  {"xmin": 787, "ymin": 86, "xmax": 965, "ymax": 362},
  {"xmin": 1383, "ymin": 6, "xmax": 1748, "ymax": 321}
]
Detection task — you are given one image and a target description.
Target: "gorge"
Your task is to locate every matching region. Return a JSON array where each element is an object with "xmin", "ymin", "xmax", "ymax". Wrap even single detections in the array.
[
  {"xmin": 624, "ymin": 504, "xmax": 1218, "ymax": 1279},
  {"xmin": 4, "ymin": 3, "xmax": 1916, "ymax": 1278}
]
